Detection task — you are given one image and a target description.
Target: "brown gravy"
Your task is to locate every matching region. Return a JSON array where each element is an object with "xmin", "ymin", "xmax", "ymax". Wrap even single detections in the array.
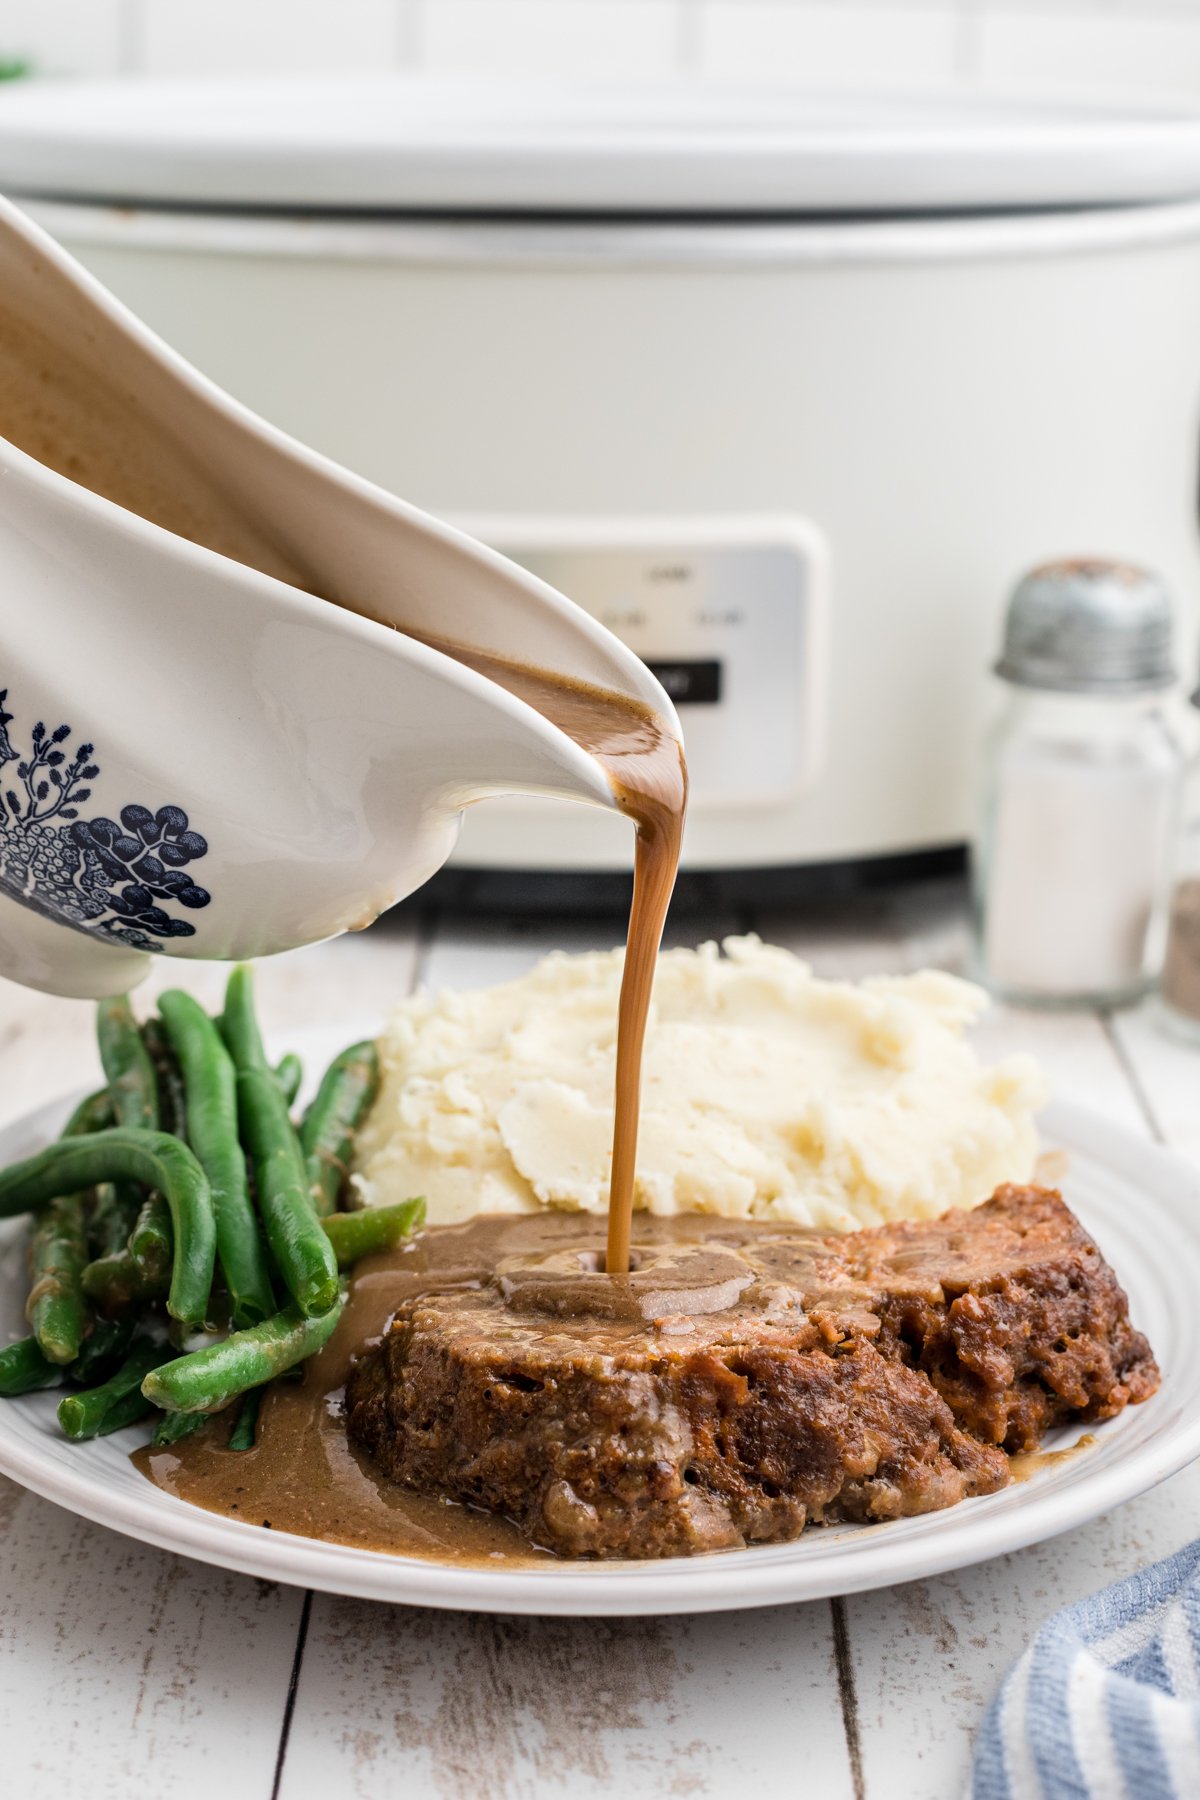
[
  {"xmin": 136, "ymin": 1210, "xmax": 1099, "ymax": 1564},
  {"xmin": 1007, "ymin": 1434, "xmax": 1096, "ymax": 1484},
  {"xmin": 407, "ymin": 635, "xmax": 687, "ymax": 1276},
  {"xmin": 135, "ymin": 1214, "xmax": 747, "ymax": 1567},
  {"xmin": 0, "ymin": 304, "xmax": 305, "ymax": 583}
]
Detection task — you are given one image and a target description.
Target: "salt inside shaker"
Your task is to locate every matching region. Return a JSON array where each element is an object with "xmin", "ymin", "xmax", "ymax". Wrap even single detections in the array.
[
  {"xmin": 1158, "ymin": 673, "xmax": 1200, "ymax": 1038},
  {"xmin": 972, "ymin": 560, "xmax": 1183, "ymax": 1007}
]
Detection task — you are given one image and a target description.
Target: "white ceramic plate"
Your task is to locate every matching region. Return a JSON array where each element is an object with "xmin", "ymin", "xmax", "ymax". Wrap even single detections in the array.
[{"xmin": 1, "ymin": 1036, "xmax": 1198, "ymax": 1617}]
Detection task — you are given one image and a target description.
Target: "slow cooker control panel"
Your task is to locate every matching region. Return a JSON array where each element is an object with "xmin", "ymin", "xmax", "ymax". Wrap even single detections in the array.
[{"xmin": 460, "ymin": 516, "xmax": 828, "ymax": 808}]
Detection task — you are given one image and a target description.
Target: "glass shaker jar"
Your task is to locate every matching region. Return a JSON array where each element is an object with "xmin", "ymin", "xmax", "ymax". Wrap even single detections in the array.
[
  {"xmin": 1158, "ymin": 684, "xmax": 1200, "ymax": 1039},
  {"xmin": 972, "ymin": 560, "xmax": 1183, "ymax": 1007}
]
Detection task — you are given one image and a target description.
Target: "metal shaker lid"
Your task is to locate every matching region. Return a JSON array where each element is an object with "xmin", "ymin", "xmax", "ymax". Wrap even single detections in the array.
[{"xmin": 994, "ymin": 559, "xmax": 1176, "ymax": 693}]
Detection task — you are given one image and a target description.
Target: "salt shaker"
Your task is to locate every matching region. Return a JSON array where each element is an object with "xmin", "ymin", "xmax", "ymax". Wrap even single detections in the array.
[
  {"xmin": 1158, "ymin": 677, "xmax": 1200, "ymax": 1039},
  {"xmin": 972, "ymin": 560, "xmax": 1183, "ymax": 1007}
]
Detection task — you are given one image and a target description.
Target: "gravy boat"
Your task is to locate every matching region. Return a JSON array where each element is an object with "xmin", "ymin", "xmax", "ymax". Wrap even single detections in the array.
[{"xmin": 0, "ymin": 195, "xmax": 680, "ymax": 998}]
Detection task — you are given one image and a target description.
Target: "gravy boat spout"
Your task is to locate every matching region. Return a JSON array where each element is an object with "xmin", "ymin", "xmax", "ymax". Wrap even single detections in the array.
[{"xmin": 0, "ymin": 195, "xmax": 680, "ymax": 998}]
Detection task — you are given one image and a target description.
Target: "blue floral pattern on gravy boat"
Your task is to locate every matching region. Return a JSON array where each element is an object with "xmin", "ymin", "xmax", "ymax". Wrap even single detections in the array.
[{"xmin": 0, "ymin": 688, "xmax": 210, "ymax": 953}]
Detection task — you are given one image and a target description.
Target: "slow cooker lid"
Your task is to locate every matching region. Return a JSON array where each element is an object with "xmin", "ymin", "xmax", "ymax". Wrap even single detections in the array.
[{"xmin": 3, "ymin": 75, "xmax": 1200, "ymax": 217}]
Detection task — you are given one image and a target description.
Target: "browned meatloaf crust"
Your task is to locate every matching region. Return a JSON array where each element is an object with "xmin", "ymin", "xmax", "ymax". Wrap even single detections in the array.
[{"xmin": 344, "ymin": 1186, "xmax": 1159, "ymax": 1559}]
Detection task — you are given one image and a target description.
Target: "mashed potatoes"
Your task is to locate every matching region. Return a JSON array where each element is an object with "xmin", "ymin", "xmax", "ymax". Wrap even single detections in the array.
[{"xmin": 352, "ymin": 936, "xmax": 1047, "ymax": 1233}]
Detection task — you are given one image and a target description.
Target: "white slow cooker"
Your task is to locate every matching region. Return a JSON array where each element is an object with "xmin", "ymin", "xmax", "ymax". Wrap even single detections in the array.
[{"xmin": 4, "ymin": 76, "xmax": 1200, "ymax": 894}]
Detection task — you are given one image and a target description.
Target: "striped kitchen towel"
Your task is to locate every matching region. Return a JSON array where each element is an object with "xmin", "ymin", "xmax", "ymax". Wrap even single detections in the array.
[{"xmin": 972, "ymin": 1539, "xmax": 1200, "ymax": 1799}]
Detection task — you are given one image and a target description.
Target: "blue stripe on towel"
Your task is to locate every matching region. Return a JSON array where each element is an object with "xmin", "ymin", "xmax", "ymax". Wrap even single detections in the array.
[{"xmin": 972, "ymin": 1541, "xmax": 1200, "ymax": 1800}]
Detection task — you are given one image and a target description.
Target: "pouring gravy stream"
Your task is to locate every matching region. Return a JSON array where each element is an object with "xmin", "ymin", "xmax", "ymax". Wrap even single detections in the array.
[{"xmin": 408, "ymin": 633, "xmax": 689, "ymax": 1276}]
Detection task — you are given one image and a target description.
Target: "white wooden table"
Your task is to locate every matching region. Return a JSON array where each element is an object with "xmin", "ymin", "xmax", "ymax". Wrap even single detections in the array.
[{"xmin": 3, "ymin": 875, "xmax": 1198, "ymax": 1800}]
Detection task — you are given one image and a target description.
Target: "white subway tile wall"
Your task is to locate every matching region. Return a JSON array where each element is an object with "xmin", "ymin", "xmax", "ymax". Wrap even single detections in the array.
[
  {"xmin": 140, "ymin": 0, "xmax": 402, "ymax": 78},
  {"xmin": 978, "ymin": 12, "xmax": 1200, "ymax": 100},
  {"xmin": 3, "ymin": 0, "xmax": 1200, "ymax": 98},
  {"xmin": 698, "ymin": 4, "xmax": 960, "ymax": 90},
  {"xmin": 422, "ymin": 0, "xmax": 680, "ymax": 79},
  {"xmin": 0, "ymin": 0, "xmax": 127, "ymax": 75}
]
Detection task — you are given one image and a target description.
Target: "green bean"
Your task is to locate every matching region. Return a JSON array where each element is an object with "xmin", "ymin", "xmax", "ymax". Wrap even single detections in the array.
[
  {"xmin": 25, "ymin": 1085, "xmax": 106, "ymax": 1363},
  {"xmin": 0, "ymin": 1130, "xmax": 216, "ymax": 1327},
  {"xmin": 221, "ymin": 967, "xmax": 338, "ymax": 1318},
  {"xmin": 82, "ymin": 1248, "xmax": 166, "ymax": 1314},
  {"xmin": 0, "ymin": 1334, "xmax": 62, "ymax": 1395},
  {"xmin": 321, "ymin": 1197, "xmax": 425, "ymax": 1268},
  {"xmin": 26, "ymin": 1192, "xmax": 89, "ymax": 1363},
  {"xmin": 61, "ymin": 1088, "xmax": 114, "ymax": 1139},
  {"xmin": 129, "ymin": 1191, "xmax": 173, "ymax": 1281},
  {"xmin": 143, "ymin": 1293, "xmax": 345, "ymax": 1415},
  {"xmin": 57, "ymin": 1340, "xmax": 171, "ymax": 1439},
  {"xmin": 96, "ymin": 1000, "xmax": 172, "ymax": 1285},
  {"xmin": 87, "ymin": 1181, "xmax": 142, "ymax": 1258},
  {"xmin": 70, "ymin": 1315, "xmax": 135, "ymax": 1384},
  {"xmin": 299, "ymin": 1040, "xmax": 380, "ymax": 1216},
  {"xmin": 97, "ymin": 996, "xmax": 159, "ymax": 1131},
  {"xmin": 122, "ymin": 1019, "xmax": 182, "ymax": 1282},
  {"xmin": 243, "ymin": 1093, "xmax": 339, "ymax": 1316},
  {"xmin": 142, "ymin": 1017, "xmax": 187, "ymax": 1139},
  {"xmin": 158, "ymin": 989, "xmax": 275, "ymax": 1329},
  {"xmin": 181, "ymin": 1285, "xmax": 232, "ymax": 1336},
  {"xmin": 94, "ymin": 1388, "xmax": 155, "ymax": 1437},
  {"xmin": 274, "ymin": 1054, "xmax": 303, "ymax": 1109},
  {"xmin": 152, "ymin": 1408, "xmax": 210, "ymax": 1448},
  {"xmin": 228, "ymin": 1385, "xmax": 264, "ymax": 1450}
]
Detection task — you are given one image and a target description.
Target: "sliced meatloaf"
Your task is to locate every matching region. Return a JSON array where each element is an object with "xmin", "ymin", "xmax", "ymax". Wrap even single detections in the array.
[{"xmin": 344, "ymin": 1187, "xmax": 1158, "ymax": 1559}]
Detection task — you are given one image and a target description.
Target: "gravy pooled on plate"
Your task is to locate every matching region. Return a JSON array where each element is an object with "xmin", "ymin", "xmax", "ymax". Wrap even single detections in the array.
[{"xmin": 137, "ymin": 1192, "xmax": 1159, "ymax": 1563}]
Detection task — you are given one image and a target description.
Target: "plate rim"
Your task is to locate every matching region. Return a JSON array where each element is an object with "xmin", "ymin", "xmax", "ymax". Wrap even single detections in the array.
[{"xmin": 1, "ymin": 1082, "xmax": 1198, "ymax": 1617}]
